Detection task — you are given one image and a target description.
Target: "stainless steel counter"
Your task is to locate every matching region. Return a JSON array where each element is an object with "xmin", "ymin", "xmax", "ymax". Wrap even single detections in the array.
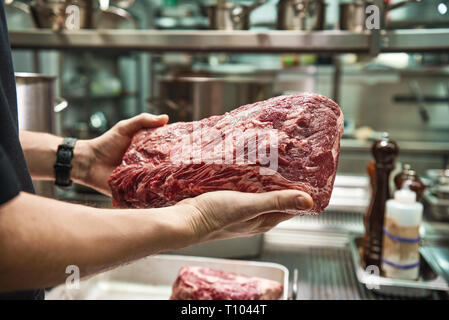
[
  {"xmin": 57, "ymin": 187, "xmax": 449, "ymax": 300},
  {"xmin": 341, "ymin": 139, "xmax": 449, "ymax": 156},
  {"xmin": 255, "ymin": 239, "xmax": 449, "ymax": 300}
]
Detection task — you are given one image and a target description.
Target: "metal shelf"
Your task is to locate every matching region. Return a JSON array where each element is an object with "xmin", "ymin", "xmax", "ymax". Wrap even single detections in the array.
[{"xmin": 9, "ymin": 29, "xmax": 449, "ymax": 53}]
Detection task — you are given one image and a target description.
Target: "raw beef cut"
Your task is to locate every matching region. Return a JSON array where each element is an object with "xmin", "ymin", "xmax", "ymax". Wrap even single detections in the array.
[
  {"xmin": 170, "ymin": 266, "xmax": 283, "ymax": 300},
  {"xmin": 109, "ymin": 93, "xmax": 344, "ymax": 214}
]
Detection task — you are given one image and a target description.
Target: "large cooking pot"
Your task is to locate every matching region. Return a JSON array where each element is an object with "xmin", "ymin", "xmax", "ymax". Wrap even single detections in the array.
[
  {"xmin": 15, "ymin": 73, "xmax": 67, "ymax": 134},
  {"xmin": 149, "ymin": 72, "xmax": 274, "ymax": 122},
  {"xmin": 339, "ymin": 0, "xmax": 421, "ymax": 32},
  {"xmin": 277, "ymin": 0, "xmax": 326, "ymax": 31},
  {"xmin": 30, "ymin": 0, "xmax": 94, "ymax": 30},
  {"xmin": 15, "ymin": 73, "xmax": 68, "ymax": 197},
  {"xmin": 207, "ymin": 0, "xmax": 268, "ymax": 30}
]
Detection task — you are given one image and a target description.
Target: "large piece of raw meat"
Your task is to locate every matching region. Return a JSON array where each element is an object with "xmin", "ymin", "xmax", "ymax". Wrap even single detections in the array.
[
  {"xmin": 109, "ymin": 93, "xmax": 344, "ymax": 214},
  {"xmin": 170, "ymin": 266, "xmax": 283, "ymax": 300}
]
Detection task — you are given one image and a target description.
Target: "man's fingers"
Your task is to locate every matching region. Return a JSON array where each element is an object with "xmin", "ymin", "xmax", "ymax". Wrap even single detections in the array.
[
  {"xmin": 116, "ymin": 113, "xmax": 169, "ymax": 136},
  {"xmin": 184, "ymin": 190, "xmax": 313, "ymax": 243},
  {"xmin": 233, "ymin": 190, "xmax": 313, "ymax": 220}
]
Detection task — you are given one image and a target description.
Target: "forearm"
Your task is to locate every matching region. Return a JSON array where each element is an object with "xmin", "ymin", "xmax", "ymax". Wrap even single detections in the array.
[
  {"xmin": 0, "ymin": 192, "xmax": 194, "ymax": 292},
  {"xmin": 19, "ymin": 131, "xmax": 92, "ymax": 184}
]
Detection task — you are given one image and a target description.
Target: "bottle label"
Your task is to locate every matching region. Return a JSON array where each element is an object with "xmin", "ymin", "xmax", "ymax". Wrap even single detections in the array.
[
  {"xmin": 381, "ymin": 258, "xmax": 420, "ymax": 270},
  {"xmin": 382, "ymin": 227, "xmax": 421, "ymax": 244},
  {"xmin": 382, "ymin": 217, "xmax": 421, "ymax": 278}
]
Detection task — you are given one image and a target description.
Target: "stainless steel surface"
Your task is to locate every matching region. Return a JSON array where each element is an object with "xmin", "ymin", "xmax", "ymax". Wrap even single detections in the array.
[
  {"xmin": 425, "ymin": 167, "xmax": 449, "ymax": 219},
  {"xmin": 332, "ymin": 55, "xmax": 341, "ymax": 103},
  {"xmin": 339, "ymin": 1, "xmax": 370, "ymax": 32},
  {"xmin": 277, "ymin": 0, "xmax": 326, "ymax": 31},
  {"xmin": 259, "ymin": 228, "xmax": 449, "ymax": 300},
  {"xmin": 408, "ymin": 80, "xmax": 430, "ymax": 122},
  {"xmin": 421, "ymin": 245, "xmax": 449, "ymax": 284},
  {"xmin": 276, "ymin": 210, "xmax": 365, "ymax": 236},
  {"xmin": 98, "ymin": 0, "xmax": 109, "ymax": 11},
  {"xmin": 46, "ymin": 254, "xmax": 289, "ymax": 300},
  {"xmin": 349, "ymin": 236, "xmax": 449, "ymax": 298},
  {"xmin": 339, "ymin": 0, "xmax": 420, "ymax": 32},
  {"xmin": 5, "ymin": 1, "xmax": 37, "ymax": 29},
  {"xmin": 94, "ymin": 6, "xmax": 137, "ymax": 29},
  {"xmin": 15, "ymin": 73, "xmax": 57, "ymax": 134},
  {"xmin": 99, "ymin": 0, "xmax": 109, "ymax": 11},
  {"xmin": 258, "ymin": 241, "xmax": 448, "ymax": 300},
  {"xmin": 352, "ymin": 70, "xmax": 449, "ymax": 146},
  {"xmin": 340, "ymin": 139, "xmax": 449, "ymax": 156},
  {"xmin": 9, "ymin": 29, "xmax": 449, "ymax": 53},
  {"xmin": 313, "ymin": 174, "xmax": 370, "ymax": 213},
  {"xmin": 170, "ymin": 234, "xmax": 263, "ymax": 258},
  {"xmin": 56, "ymin": 186, "xmax": 449, "ymax": 300},
  {"xmin": 381, "ymin": 28, "xmax": 449, "ymax": 52},
  {"xmin": 152, "ymin": 73, "xmax": 273, "ymax": 122},
  {"xmin": 31, "ymin": 0, "xmax": 94, "ymax": 30},
  {"xmin": 291, "ymin": 268, "xmax": 299, "ymax": 300},
  {"xmin": 15, "ymin": 73, "xmax": 67, "ymax": 198},
  {"xmin": 424, "ymin": 190, "xmax": 449, "ymax": 221},
  {"xmin": 386, "ymin": 0, "xmax": 449, "ymax": 29},
  {"xmin": 111, "ymin": 0, "xmax": 134, "ymax": 9},
  {"xmin": 207, "ymin": 0, "xmax": 268, "ymax": 30}
]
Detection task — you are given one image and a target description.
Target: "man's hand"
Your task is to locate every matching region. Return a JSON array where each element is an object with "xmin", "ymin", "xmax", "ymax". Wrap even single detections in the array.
[
  {"xmin": 73, "ymin": 113, "xmax": 168, "ymax": 195},
  {"xmin": 176, "ymin": 190, "xmax": 314, "ymax": 244},
  {"xmin": 0, "ymin": 189, "xmax": 312, "ymax": 292}
]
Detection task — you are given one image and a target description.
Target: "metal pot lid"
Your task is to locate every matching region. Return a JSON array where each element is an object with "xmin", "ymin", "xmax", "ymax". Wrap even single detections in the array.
[{"xmin": 15, "ymin": 72, "xmax": 57, "ymax": 82}]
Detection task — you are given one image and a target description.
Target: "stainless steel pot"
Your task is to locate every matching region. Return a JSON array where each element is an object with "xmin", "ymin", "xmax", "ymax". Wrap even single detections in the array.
[
  {"xmin": 207, "ymin": 0, "xmax": 268, "ymax": 30},
  {"xmin": 149, "ymin": 73, "xmax": 274, "ymax": 122},
  {"xmin": 386, "ymin": 0, "xmax": 449, "ymax": 29},
  {"xmin": 94, "ymin": 6, "xmax": 138, "ymax": 29},
  {"xmin": 111, "ymin": 0, "xmax": 134, "ymax": 9},
  {"xmin": 98, "ymin": 0, "xmax": 135, "ymax": 10},
  {"xmin": 31, "ymin": 0, "xmax": 94, "ymax": 30},
  {"xmin": 15, "ymin": 73, "xmax": 68, "ymax": 198},
  {"xmin": 339, "ymin": 0, "xmax": 421, "ymax": 32},
  {"xmin": 277, "ymin": 0, "xmax": 326, "ymax": 31}
]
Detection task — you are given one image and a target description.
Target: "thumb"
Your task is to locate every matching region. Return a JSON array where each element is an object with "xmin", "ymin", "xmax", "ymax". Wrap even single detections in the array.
[
  {"xmin": 116, "ymin": 113, "xmax": 169, "ymax": 137},
  {"xmin": 235, "ymin": 190, "xmax": 314, "ymax": 219}
]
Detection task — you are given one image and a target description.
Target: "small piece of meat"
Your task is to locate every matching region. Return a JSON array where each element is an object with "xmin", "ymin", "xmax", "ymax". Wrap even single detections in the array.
[
  {"xmin": 109, "ymin": 93, "xmax": 344, "ymax": 214},
  {"xmin": 170, "ymin": 266, "xmax": 283, "ymax": 300}
]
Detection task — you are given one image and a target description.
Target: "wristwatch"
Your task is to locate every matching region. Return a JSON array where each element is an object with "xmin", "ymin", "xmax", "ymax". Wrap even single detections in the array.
[{"xmin": 54, "ymin": 137, "xmax": 77, "ymax": 189}]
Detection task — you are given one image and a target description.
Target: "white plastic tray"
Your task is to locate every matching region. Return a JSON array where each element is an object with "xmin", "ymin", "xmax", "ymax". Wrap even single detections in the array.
[{"xmin": 46, "ymin": 254, "xmax": 289, "ymax": 300}]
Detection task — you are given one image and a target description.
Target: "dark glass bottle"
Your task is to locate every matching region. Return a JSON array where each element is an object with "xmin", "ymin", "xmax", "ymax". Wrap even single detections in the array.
[
  {"xmin": 394, "ymin": 164, "xmax": 426, "ymax": 201},
  {"xmin": 362, "ymin": 133, "xmax": 399, "ymax": 269}
]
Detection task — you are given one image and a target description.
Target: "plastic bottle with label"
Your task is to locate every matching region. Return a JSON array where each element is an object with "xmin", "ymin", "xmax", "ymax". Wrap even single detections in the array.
[{"xmin": 381, "ymin": 182, "xmax": 423, "ymax": 280}]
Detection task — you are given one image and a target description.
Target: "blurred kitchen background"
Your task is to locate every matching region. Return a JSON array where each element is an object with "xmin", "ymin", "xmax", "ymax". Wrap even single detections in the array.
[{"xmin": 6, "ymin": 0, "xmax": 449, "ymax": 300}]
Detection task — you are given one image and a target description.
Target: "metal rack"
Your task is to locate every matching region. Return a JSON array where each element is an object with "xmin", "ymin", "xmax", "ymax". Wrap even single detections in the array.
[{"xmin": 9, "ymin": 28, "xmax": 449, "ymax": 53}]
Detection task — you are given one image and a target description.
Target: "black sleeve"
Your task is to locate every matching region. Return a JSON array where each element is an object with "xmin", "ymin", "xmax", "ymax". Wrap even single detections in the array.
[{"xmin": 0, "ymin": 144, "xmax": 20, "ymax": 205}]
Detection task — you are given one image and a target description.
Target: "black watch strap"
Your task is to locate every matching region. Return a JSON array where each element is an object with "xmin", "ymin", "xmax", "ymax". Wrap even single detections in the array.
[{"xmin": 54, "ymin": 137, "xmax": 77, "ymax": 189}]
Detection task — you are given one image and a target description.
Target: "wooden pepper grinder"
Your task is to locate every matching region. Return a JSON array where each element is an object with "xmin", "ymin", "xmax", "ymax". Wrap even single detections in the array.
[{"xmin": 362, "ymin": 132, "xmax": 399, "ymax": 270}]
